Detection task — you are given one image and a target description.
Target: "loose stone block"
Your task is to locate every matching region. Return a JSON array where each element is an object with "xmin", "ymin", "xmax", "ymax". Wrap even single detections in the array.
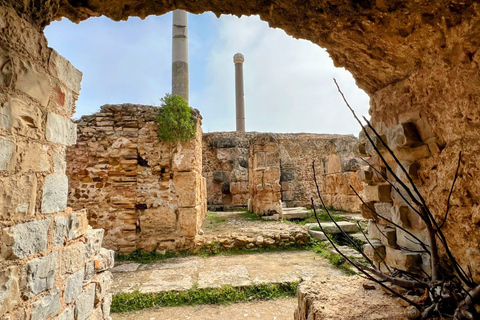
[
  {"xmin": 23, "ymin": 252, "xmax": 58, "ymax": 297},
  {"xmin": 308, "ymin": 230, "xmax": 328, "ymax": 241},
  {"xmin": 31, "ymin": 289, "xmax": 61, "ymax": 320},
  {"xmin": 385, "ymin": 247, "xmax": 421, "ymax": 272},
  {"xmin": 46, "ymin": 113, "xmax": 77, "ymax": 146},
  {"xmin": 65, "ymin": 269, "xmax": 84, "ymax": 303},
  {"xmin": 75, "ymin": 284, "xmax": 96, "ymax": 320},
  {"xmin": 1, "ymin": 218, "xmax": 50, "ymax": 259},
  {"xmin": 364, "ymin": 240, "xmax": 386, "ymax": 262},
  {"xmin": 85, "ymin": 229, "xmax": 104, "ymax": 259},
  {"xmin": 380, "ymin": 226, "xmax": 397, "ymax": 247},
  {"xmin": 0, "ymin": 266, "xmax": 19, "ymax": 317},
  {"xmin": 41, "ymin": 174, "xmax": 68, "ymax": 214},
  {"xmin": 0, "ymin": 137, "xmax": 14, "ymax": 171},
  {"xmin": 364, "ymin": 184, "xmax": 392, "ymax": 202}
]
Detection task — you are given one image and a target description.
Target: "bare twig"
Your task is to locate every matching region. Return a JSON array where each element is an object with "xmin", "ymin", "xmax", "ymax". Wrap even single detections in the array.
[{"xmin": 439, "ymin": 151, "xmax": 462, "ymax": 229}]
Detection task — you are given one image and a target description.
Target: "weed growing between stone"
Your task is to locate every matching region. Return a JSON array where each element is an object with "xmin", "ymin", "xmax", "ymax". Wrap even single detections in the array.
[{"xmin": 111, "ymin": 283, "xmax": 299, "ymax": 313}]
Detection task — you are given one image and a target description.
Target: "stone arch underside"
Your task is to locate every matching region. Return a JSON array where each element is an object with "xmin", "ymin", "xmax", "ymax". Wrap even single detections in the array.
[{"xmin": 7, "ymin": 0, "xmax": 479, "ymax": 280}]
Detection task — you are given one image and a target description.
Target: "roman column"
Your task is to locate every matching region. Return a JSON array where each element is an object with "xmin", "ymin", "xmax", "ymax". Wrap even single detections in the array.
[
  {"xmin": 234, "ymin": 53, "xmax": 245, "ymax": 132},
  {"xmin": 172, "ymin": 10, "xmax": 189, "ymax": 103}
]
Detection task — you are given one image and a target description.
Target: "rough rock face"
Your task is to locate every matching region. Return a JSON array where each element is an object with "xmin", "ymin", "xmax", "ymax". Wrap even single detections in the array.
[
  {"xmin": 203, "ymin": 132, "xmax": 362, "ymax": 212},
  {"xmin": 66, "ymin": 104, "xmax": 207, "ymax": 253},
  {"xmin": 0, "ymin": 5, "xmax": 113, "ymax": 318}
]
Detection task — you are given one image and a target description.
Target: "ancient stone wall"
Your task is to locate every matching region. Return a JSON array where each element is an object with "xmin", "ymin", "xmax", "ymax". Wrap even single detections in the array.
[
  {"xmin": 0, "ymin": 6, "xmax": 113, "ymax": 318},
  {"xmin": 361, "ymin": 63, "xmax": 480, "ymax": 282},
  {"xmin": 66, "ymin": 104, "xmax": 207, "ymax": 254},
  {"xmin": 202, "ymin": 132, "xmax": 363, "ymax": 212}
]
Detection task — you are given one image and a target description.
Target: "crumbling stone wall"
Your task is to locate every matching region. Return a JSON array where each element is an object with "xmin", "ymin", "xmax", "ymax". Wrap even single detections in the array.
[
  {"xmin": 203, "ymin": 132, "xmax": 362, "ymax": 212},
  {"xmin": 0, "ymin": 6, "xmax": 113, "ymax": 318},
  {"xmin": 67, "ymin": 104, "xmax": 207, "ymax": 254}
]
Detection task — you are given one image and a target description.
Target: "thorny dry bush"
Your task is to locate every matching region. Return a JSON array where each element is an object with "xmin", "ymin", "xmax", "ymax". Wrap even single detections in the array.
[{"xmin": 310, "ymin": 80, "xmax": 480, "ymax": 320}]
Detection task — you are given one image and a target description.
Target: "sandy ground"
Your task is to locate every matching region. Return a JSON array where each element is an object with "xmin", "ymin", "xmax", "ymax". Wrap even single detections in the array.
[{"xmin": 112, "ymin": 298, "xmax": 298, "ymax": 320}]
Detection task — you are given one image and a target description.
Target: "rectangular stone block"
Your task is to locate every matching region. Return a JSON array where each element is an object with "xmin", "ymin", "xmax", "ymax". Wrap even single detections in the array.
[
  {"xmin": 85, "ymin": 229, "xmax": 105, "ymax": 259},
  {"xmin": 395, "ymin": 145, "xmax": 431, "ymax": 161},
  {"xmin": 31, "ymin": 288, "xmax": 61, "ymax": 320},
  {"xmin": 46, "ymin": 112, "xmax": 77, "ymax": 146},
  {"xmin": 23, "ymin": 252, "xmax": 58, "ymax": 298},
  {"xmin": 65, "ymin": 269, "xmax": 84, "ymax": 303},
  {"xmin": 386, "ymin": 122, "xmax": 420, "ymax": 149},
  {"xmin": 59, "ymin": 242, "xmax": 86, "ymax": 276},
  {"xmin": 391, "ymin": 205, "xmax": 410, "ymax": 228},
  {"xmin": 0, "ymin": 137, "xmax": 14, "ymax": 171},
  {"xmin": 15, "ymin": 60, "xmax": 52, "ymax": 107},
  {"xmin": 41, "ymin": 174, "xmax": 68, "ymax": 214},
  {"xmin": 49, "ymin": 49, "xmax": 82, "ymax": 94},
  {"xmin": 94, "ymin": 248, "xmax": 115, "ymax": 272},
  {"xmin": 173, "ymin": 171, "xmax": 202, "ymax": 208},
  {"xmin": 1, "ymin": 218, "xmax": 50, "ymax": 259},
  {"xmin": 0, "ymin": 266, "xmax": 19, "ymax": 317},
  {"xmin": 385, "ymin": 247, "xmax": 421, "ymax": 272},
  {"xmin": 56, "ymin": 305, "xmax": 74, "ymax": 320},
  {"xmin": 7, "ymin": 97, "xmax": 44, "ymax": 139},
  {"xmin": 92, "ymin": 271, "xmax": 113, "ymax": 304},
  {"xmin": 396, "ymin": 227, "xmax": 429, "ymax": 252},
  {"xmin": 75, "ymin": 284, "xmax": 96, "ymax": 320},
  {"xmin": 140, "ymin": 207, "xmax": 176, "ymax": 233},
  {"xmin": 363, "ymin": 184, "xmax": 391, "ymax": 202},
  {"xmin": 364, "ymin": 240, "xmax": 385, "ymax": 262},
  {"xmin": 19, "ymin": 142, "xmax": 49, "ymax": 173},
  {"xmin": 53, "ymin": 215, "xmax": 68, "ymax": 246},
  {"xmin": 373, "ymin": 202, "xmax": 393, "ymax": 224},
  {"xmin": 380, "ymin": 226, "xmax": 397, "ymax": 247},
  {"xmin": 0, "ymin": 174, "xmax": 37, "ymax": 219},
  {"xmin": 68, "ymin": 210, "xmax": 89, "ymax": 240},
  {"xmin": 178, "ymin": 205, "xmax": 202, "ymax": 237},
  {"xmin": 357, "ymin": 169, "xmax": 373, "ymax": 183},
  {"xmin": 360, "ymin": 201, "xmax": 377, "ymax": 220}
]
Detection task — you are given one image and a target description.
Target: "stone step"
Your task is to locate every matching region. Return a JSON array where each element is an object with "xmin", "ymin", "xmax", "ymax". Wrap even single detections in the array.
[
  {"xmin": 305, "ymin": 221, "xmax": 359, "ymax": 234},
  {"xmin": 282, "ymin": 207, "xmax": 308, "ymax": 212},
  {"xmin": 308, "ymin": 230, "xmax": 327, "ymax": 241},
  {"xmin": 349, "ymin": 232, "xmax": 369, "ymax": 244},
  {"xmin": 282, "ymin": 209, "xmax": 310, "ymax": 220},
  {"xmin": 336, "ymin": 213, "xmax": 365, "ymax": 222}
]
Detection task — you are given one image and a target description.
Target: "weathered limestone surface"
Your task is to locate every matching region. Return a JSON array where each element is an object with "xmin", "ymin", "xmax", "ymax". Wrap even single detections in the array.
[
  {"xmin": 203, "ymin": 132, "xmax": 362, "ymax": 212},
  {"xmin": 66, "ymin": 104, "xmax": 207, "ymax": 253},
  {"xmin": 0, "ymin": 6, "xmax": 113, "ymax": 318}
]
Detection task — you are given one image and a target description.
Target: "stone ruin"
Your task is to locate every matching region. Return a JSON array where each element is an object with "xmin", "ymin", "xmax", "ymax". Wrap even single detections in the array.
[
  {"xmin": 66, "ymin": 104, "xmax": 207, "ymax": 254},
  {"xmin": 1, "ymin": 0, "xmax": 480, "ymax": 318},
  {"xmin": 202, "ymin": 131, "xmax": 362, "ymax": 214}
]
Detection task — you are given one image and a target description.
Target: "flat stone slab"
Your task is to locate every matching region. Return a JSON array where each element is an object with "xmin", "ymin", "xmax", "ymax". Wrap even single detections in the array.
[
  {"xmin": 308, "ymin": 230, "xmax": 328, "ymax": 241},
  {"xmin": 306, "ymin": 221, "xmax": 359, "ymax": 234},
  {"xmin": 282, "ymin": 209, "xmax": 311, "ymax": 220},
  {"xmin": 111, "ymin": 251, "xmax": 344, "ymax": 295}
]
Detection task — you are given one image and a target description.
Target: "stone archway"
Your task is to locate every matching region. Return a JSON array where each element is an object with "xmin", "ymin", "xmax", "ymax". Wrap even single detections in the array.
[{"xmin": 1, "ymin": 1, "xmax": 479, "ymax": 318}]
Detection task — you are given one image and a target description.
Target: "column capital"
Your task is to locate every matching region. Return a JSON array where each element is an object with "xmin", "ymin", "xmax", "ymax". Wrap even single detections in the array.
[{"xmin": 233, "ymin": 53, "xmax": 245, "ymax": 64}]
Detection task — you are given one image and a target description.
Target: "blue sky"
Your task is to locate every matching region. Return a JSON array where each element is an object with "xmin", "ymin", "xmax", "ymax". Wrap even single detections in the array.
[{"xmin": 45, "ymin": 12, "xmax": 370, "ymax": 135}]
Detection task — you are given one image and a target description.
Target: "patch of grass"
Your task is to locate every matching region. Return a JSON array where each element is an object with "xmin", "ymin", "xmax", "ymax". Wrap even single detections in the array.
[
  {"xmin": 115, "ymin": 249, "xmax": 192, "ymax": 264},
  {"xmin": 308, "ymin": 239, "xmax": 356, "ymax": 275},
  {"xmin": 111, "ymin": 282, "xmax": 299, "ymax": 313},
  {"xmin": 240, "ymin": 210, "xmax": 263, "ymax": 221},
  {"xmin": 204, "ymin": 211, "xmax": 227, "ymax": 226}
]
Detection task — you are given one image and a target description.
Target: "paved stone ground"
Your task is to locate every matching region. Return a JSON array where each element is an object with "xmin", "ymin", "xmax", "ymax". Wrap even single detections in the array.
[{"xmin": 111, "ymin": 251, "xmax": 344, "ymax": 294}]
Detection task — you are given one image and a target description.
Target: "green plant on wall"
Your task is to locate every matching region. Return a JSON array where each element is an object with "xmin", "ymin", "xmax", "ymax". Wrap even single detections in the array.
[{"xmin": 155, "ymin": 94, "xmax": 196, "ymax": 143}]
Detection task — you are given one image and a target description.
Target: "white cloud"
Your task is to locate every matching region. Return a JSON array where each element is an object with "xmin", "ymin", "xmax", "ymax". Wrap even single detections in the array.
[{"xmin": 194, "ymin": 15, "xmax": 370, "ymax": 135}]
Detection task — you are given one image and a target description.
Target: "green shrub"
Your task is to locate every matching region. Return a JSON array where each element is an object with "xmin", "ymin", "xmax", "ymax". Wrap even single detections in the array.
[{"xmin": 155, "ymin": 94, "xmax": 196, "ymax": 143}]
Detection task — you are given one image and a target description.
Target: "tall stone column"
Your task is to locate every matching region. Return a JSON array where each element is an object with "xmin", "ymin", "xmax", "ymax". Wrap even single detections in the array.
[
  {"xmin": 234, "ymin": 53, "xmax": 245, "ymax": 132},
  {"xmin": 172, "ymin": 9, "xmax": 189, "ymax": 103}
]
